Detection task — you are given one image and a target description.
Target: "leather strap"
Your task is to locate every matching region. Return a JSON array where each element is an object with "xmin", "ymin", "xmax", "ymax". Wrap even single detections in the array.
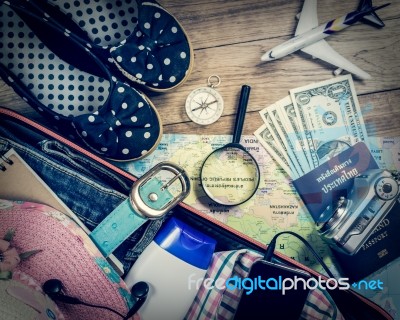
[{"xmin": 89, "ymin": 177, "xmax": 174, "ymax": 257}]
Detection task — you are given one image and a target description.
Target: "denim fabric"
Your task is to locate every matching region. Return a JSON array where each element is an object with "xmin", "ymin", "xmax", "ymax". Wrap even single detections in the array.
[{"xmin": 0, "ymin": 125, "xmax": 166, "ymax": 273}]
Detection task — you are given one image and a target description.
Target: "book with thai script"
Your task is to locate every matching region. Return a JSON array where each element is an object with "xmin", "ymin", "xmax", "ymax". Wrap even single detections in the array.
[{"xmin": 292, "ymin": 142, "xmax": 379, "ymax": 223}]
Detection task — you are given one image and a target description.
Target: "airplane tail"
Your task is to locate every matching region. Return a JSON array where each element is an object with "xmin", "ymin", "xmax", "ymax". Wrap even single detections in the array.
[{"xmin": 357, "ymin": 0, "xmax": 390, "ymax": 28}]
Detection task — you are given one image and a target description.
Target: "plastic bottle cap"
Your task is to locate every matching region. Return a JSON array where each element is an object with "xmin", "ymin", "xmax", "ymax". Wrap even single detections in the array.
[{"xmin": 154, "ymin": 217, "xmax": 216, "ymax": 269}]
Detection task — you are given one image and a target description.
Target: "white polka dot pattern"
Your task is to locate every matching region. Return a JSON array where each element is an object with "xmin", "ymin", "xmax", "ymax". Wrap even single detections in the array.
[
  {"xmin": 72, "ymin": 82, "xmax": 161, "ymax": 159},
  {"xmin": 108, "ymin": 1, "xmax": 192, "ymax": 90}
]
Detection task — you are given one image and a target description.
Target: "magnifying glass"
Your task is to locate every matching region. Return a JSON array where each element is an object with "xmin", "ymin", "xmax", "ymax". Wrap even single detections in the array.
[{"xmin": 200, "ymin": 85, "xmax": 260, "ymax": 206}]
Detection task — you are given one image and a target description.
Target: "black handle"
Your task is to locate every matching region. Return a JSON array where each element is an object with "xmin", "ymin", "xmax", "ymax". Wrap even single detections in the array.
[{"xmin": 232, "ymin": 85, "xmax": 251, "ymax": 144}]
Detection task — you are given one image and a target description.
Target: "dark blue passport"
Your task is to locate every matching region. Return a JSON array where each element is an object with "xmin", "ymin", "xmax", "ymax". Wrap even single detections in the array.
[{"xmin": 293, "ymin": 142, "xmax": 379, "ymax": 223}]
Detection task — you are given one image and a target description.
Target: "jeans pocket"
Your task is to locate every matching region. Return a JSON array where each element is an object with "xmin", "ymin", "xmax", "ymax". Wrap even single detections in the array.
[{"xmin": 40, "ymin": 140, "xmax": 132, "ymax": 193}]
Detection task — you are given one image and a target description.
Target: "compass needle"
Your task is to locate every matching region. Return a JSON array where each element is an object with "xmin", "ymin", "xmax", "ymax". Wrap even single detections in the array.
[
  {"xmin": 192, "ymin": 105, "xmax": 203, "ymax": 112},
  {"xmin": 205, "ymin": 100, "xmax": 217, "ymax": 107}
]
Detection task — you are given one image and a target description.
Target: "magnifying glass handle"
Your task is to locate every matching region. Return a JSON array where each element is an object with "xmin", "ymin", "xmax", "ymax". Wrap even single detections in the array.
[{"xmin": 232, "ymin": 85, "xmax": 251, "ymax": 144}]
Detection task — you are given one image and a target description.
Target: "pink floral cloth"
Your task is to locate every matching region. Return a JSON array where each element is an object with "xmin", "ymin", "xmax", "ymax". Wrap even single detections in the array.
[{"xmin": 0, "ymin": 238, "xmax": 21, "ymax": 272}]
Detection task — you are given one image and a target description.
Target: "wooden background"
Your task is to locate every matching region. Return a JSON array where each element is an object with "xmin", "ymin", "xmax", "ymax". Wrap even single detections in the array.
[{"xmin": 1, "ymin": 0, "xmax": 399, "ymax": 138}]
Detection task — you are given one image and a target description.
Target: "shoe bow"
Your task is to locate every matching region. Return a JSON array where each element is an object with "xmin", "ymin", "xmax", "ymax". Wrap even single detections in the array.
[
  {"xmin": 73, "ymin": 81, "xmax": 160, "ymax": 160},
  {"xmin": 110, "ymin": 3, "xmax": 191, "ymax": 90}
]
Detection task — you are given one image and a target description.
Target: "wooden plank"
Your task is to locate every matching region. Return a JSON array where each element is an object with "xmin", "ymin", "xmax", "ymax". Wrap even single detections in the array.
[
  {"xmin": 164, "ymin": 0, "xmax": 399, "ymax": 49},
  {"xmin": 359, "ymin": 90, "xmax": 400, "ymax": 137},
  {"xmin": 163, "ymin": 89, "xmax": 400, "ymax": 137}
]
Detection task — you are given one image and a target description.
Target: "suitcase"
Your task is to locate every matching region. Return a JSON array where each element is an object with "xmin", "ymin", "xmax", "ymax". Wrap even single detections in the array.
[{"xmin": 0, "ymin": 106, "xmax": 393, "ymax": 319}]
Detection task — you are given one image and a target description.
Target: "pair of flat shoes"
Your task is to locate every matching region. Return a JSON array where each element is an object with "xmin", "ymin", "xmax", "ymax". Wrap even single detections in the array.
[{"xmin": 0, "ymin": 0, "xmax": 193, "ymax": 160}]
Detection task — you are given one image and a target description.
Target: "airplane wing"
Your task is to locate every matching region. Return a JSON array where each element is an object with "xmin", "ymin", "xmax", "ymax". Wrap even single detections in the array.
[
  {"xmin": 295, "ymin": 0, "xmax": 319, "ymax": 36},
  {"xmin": 301, "ymin": 40, "xmax": 371, "ymax": 80}
]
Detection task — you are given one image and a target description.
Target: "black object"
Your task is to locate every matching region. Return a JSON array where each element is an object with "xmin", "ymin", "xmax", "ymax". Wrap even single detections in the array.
[
  {"xmin": 42, "ymin": 279, "xmax": 149, "ymax": 319},
  {"xmin": 233, "ymin": 260, "xmax": 311, "ymax": 320},
  {"xmin": 123, "ymin": 281, "xmax": 149, "ymax": 320},
  {"xmin": 232, "ymin": 85, "xmax": 251, "ymax": 144},
  {"xmin": 234, "ymin": 230, "xmax": 337, "ymax": 319}
]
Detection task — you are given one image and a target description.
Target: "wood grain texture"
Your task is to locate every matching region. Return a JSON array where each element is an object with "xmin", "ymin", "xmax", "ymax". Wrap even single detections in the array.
[{"xmin": 0, "ymin": 0, "xmax": 399, "ymax": 139}]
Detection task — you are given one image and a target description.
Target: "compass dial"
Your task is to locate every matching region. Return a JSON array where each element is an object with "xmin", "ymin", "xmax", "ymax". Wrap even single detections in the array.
[{"xmin": 185, "ymin": 87, "xmax": 224, "ymax": 125}]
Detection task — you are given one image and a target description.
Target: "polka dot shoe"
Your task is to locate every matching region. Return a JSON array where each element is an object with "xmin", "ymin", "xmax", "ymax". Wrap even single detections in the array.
[
  {"xmin": 29, "ymin": 0, "xmax": 194, "ymax": 92},
  {"xmin": 0, "ymin": 0, "xmax": 162, "ymax": 161}
]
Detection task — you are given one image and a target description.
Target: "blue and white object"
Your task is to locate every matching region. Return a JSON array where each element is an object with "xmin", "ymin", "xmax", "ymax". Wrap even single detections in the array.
[{"xmin": 124, "ymin": 217, "xmax": 216, "ymax": 320}]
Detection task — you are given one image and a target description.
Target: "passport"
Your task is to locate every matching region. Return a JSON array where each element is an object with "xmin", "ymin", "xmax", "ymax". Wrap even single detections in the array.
[
  {"xmin": 293, "ymin": 142, "xmax": 379, "ymax": 223},
  {"xmin": 332, "ymin": 200, "xmax": 400, "ymax": 282}
]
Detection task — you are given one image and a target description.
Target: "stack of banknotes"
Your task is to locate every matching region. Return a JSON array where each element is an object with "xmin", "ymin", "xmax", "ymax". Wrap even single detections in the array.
[{"xmin": 254, "ymin": 75, "xmax": 369, "ymax": 180}]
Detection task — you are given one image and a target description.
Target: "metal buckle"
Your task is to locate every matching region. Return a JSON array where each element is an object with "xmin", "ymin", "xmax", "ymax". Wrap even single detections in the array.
[{"xmin": 129, "ymin": 162, "xmax": 190, "ymax": 219}]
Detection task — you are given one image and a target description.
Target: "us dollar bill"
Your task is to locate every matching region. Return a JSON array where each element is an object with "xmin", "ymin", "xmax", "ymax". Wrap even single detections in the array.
[
  {"xmin": 254, "ymin": 124, "xmax": 298, "ymax": 178},
  {"xmin": 260, "ymin": 103, "xmax": 305, "ymax": 177},
  {"xmin": 290, "ymin": 75, "xmax": 369, "ymax": 168},
  {"xmin": 259, "ymin": 107, "xmax": 287, "ymax": 160},
  {"xmin": 274, "ymin": 97, "xmax": 313, "ymax": 173}
]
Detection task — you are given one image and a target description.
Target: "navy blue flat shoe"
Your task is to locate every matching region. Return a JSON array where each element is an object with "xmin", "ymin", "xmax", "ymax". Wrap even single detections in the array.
[
  {"xmin": 0, "ymin": 0, "xmax": 162, "ymax": 161},
  {"xmin": 28, "ymin": 0, "xmax": 194, "ymax": 92}
]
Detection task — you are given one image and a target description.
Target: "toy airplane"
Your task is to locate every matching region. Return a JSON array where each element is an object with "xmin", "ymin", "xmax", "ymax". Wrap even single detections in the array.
[{"xmin": 261, "ymin": 0, "xmax": 390, "ymax": 80}]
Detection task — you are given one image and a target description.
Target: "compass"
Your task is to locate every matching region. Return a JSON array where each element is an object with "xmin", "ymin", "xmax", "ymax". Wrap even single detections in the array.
[{"xmin": 185, "ymin": 75, "xmax": 224, "ymax": 125}]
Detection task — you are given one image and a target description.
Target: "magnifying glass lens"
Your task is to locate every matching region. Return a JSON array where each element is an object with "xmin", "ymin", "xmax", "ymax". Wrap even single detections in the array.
[{"xmin": 201, "ymin": 146, "xmax": 259, "ymax": 205}]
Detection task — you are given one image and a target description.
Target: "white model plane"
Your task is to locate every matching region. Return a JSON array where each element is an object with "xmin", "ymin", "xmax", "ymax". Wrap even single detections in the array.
[{"xmin": 261, "ymin": 0, "xmax": 390, "ymax": 80}]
